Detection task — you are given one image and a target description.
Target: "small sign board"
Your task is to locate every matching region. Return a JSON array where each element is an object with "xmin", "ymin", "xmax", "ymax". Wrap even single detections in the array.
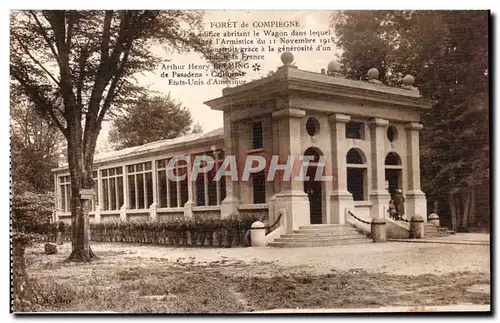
[{"xmin": 79, "ymin": 189, "xmax": 96, "ymax": 200}]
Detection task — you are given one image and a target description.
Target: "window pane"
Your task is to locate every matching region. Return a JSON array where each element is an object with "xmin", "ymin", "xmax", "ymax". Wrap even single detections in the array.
[
  {"xmin": 110, "ymin": 177, "xmax": 116, "ymax": 210},
  {"xmin": 145, "ymin": 162, "xmax": 152, "ymax": 170},
  {"xmin": 128, "ymin": 175, "xmax": 136, "ymax": 209},
  {"xmin": 208, "ymin": 169, "xmax": 217, "ymax": 206},
  {"xmin": 137, "ymin": 174, "xmax": 145, "ymax": 209},
  {"xmin": 146, "ymin": 172, "xmax": 153, "ymax": 208},
  {"xmin": 101, "ymin": 169, "xmax": 108, "ymax": 177},
  {"xmin": 347, "ymin": 149, "xmax": 364, "ymax": 164},
  {"xmin": 116, "ymin": 167, "xmax": 123, "ymax": 175},
  {"xmin": 347, "ymin": 168, "xmax": 365, "ymax": 201},
  {"xmin": 109, "ymin": 168, "xmax": 115, "ymax": 176},
  {"xmin": 158, "ymin": 170, "xmax": 167, "ymax": 207},
  {"xmin": 179, "ymin": 168, "xmax": 188, "ymax": 207},
  {"xmin": 253, "ymin": 171, "xmax": 266, "ymax": 204},
  {"xmin": 220, "ymin": 176, "xmax": 226, "ymax": 202},
  {"xmin": 137, "ymin": 163, "xmax": 143, "ymax": 172},
  {"xmin": 127, "ymin": 165, "xmax": 134, "ymax": 173},
  {"xmin": 117, "ymin": 176, "xmax": 124, "ymax": 208},
  {"xmin": 157, "ymin": 160, "xmax": 166, "ymax": 169},
  {"xmin": 346, "ymin": 122, "xmax": 363, "ymax": 139},
  {"xmin": 61, "ymin": 186, "xmax": 66, "ymax": 212},
  {"xmin": 196, "ymin": 173, "xmax": 205, "ymax": 206},
  {"xmin": 169, "ymin": 175, "xmax": 178, "ymax": 208},
  {"xmin": 252, "ymin": 121, "xmax": 263, "ymax": 149},
  {"xmin": 94, "ymin": 179, "xmax": 99, "ymax": 209},
  {"xmin": 102, "ymin": 179, "xmax": 109, "ymax": 211}
]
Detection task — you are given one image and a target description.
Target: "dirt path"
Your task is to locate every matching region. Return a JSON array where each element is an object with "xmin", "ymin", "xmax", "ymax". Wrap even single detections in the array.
[{"xmin": 20, "ymin": 241, "xmax": 490, "ymax": 313}]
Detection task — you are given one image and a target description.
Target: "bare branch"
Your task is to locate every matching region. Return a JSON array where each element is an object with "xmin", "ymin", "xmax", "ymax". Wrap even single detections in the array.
[
  {"xmin": 66, "ymin": 11, "xmax": 78, "ymax": 50},
  {"xmin": 29, "ymin": 11, "xmax": 60, "ymax": 61},
  {"xmin": 11, "ymin": 66, "xmax": 67, "ymax": 137},
  {"xmin": 13, "ymin": 34, "xmax": 60, "ymax": 86},
  {"xmin": 100, "ymin": 11, "xmax": 113, "ymax": 62}
]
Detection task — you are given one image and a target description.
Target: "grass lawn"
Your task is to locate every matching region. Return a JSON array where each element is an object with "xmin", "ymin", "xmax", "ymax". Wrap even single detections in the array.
[{"xmin": 21, "ymin": 242, "xmax": 490, "ymax": 313}]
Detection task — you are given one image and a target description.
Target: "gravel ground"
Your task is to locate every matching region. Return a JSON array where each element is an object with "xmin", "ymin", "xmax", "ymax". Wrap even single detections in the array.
[{"xmin": 78, "ymin": 239, "xmax": 490, "ymax": 276}]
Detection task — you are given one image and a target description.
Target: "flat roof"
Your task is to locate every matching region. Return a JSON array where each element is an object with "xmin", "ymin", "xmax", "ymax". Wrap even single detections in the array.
[
  {"xmin": 205, "ymin": 65, "xmax": 434, "ymax": 111},
  {"xmin": 52, "ymin": 127, "xmax": 223, "ymax": 172}
]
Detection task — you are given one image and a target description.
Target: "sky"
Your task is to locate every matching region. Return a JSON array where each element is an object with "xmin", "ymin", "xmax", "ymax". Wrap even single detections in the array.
[{"xmin": 97, "ymin": 10, "xmax": 341, "ymax": 151}]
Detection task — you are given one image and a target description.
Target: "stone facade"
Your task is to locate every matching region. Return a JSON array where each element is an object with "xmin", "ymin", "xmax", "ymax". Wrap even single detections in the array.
[{"xmin": 53, "ymin": 54, "xmax": 432, "ymax": 235}]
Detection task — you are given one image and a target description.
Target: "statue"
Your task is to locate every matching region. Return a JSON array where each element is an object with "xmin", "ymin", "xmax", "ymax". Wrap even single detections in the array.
[{"xmin": 393, "ymin": 189, "xmax": 405, "ymax": 220}]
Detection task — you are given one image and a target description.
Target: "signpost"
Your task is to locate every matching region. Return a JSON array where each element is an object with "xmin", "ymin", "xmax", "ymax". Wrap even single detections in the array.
[{"xmin": 79, "ymin": 189, "xmax": 96, "ymax": 200}]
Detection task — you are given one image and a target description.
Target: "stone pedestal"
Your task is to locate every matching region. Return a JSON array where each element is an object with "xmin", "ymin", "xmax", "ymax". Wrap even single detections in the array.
[
  {"xmin": 330, "ymin": 190, "xmax": 353, "ymax": 224},
  {"xmin": 428, "ymin": 213, "xmax": 440, "ymax": 226},
  {"xmin": 119, "ymin": 205, "xmax": 127, "ymax": 221},
  {"xmin": 94, "ymin": 206, "xmax": 101, "ymax": 223},
  {"xmin": 149, "ymin": 203, "xmax": 158, "ymax": 221},
  {"xmin": 183, "ymin": 200, "xmax": 194, "ymax": 219},
  {"xmin": 406, "ymin": 190, "xmax": 427, "ymax": 223},
  {"xmin": 410, "ymin": 214, "xmax": 424, "ymax": 238},
  {"xmin": 273, "ymin": 191, "xmax": 310, "ymax": 233},
  {"xmin": 371, "ymin": 216, "xmax": 386, "ymax": 242},
  {"xmin": 251, "ymin": 221, "xmax": 266, "ymax": 247}
]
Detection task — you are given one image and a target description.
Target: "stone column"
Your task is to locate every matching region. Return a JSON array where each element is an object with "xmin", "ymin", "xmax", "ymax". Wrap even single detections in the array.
[
  {"xmin": 221, "ymin": 111, "xmax": 240, "ymax": 218},
  {"xmin": 184, "ymin": 154, "xmax": 194, "ymax": 219},
  {"xmin": 272, "ymin": 107, "xmax": 310, "ymax": 233},
  {"xmin": 329, "ymin": 113, "xmax": 354, "ymax": 224},
  {"xmin": 120, "ymin": 165, "xmax": 127, "ymax": 221},
  {"xmin": 150, "ymin": 159, "xmax": 158, "ymax": 221},
  {"xmin": 54, "ymin": 174, "xmax": 59, "ymax": 222},
  {"xmin": 268, "ymin": 117, "xmax": 281, "ymax": 226},
  {"xmin": 405, "ymin": 122, "xmax": 427, "ymax": 220},
  {"xmin": 369, "ymin": 118, "xmax": 391, "ymax": 219}
]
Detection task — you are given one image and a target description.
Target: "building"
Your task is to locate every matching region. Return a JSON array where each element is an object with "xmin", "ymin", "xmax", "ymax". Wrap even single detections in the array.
[{"xmin": 52, "ymin": 52, "xmax": 433, "ymax": 235}]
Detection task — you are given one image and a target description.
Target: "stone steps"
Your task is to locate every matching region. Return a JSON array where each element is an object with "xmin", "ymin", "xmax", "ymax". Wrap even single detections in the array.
[
  {"xmin": 282, "ymin": 232, "xmax": 363, "ymax": 239},
  {"xmin": 293, "ymin": 228, "xmax": 360, "ymax": 234},
  {"xmin": 269, "ymin": 224, "xmax": 371, "ymax": 248},
  {"xmin": 268, "ymin": 237, "xmax": 372, "ymax": 248},
  {"xmin": 425, "ymin": 223, "xmax": 451, "ymax": 238}
]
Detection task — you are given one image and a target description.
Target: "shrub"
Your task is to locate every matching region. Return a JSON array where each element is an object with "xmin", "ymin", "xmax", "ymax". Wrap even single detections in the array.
[{"xmin": 27, "ymin": 213, "xmax": 262, "ymax": 248}]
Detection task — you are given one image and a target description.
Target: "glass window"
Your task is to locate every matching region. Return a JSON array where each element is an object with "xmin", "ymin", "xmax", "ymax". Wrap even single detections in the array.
[
  {"xmin": 346, "ymin": 121, "xmax": 364, "ymax": 139},
  {"xmin": 252, "ymin": 121, "xmax": 263, "ymax": 149},
  {"xmin": 253, "ymin": 170, "xmax": 266, "ymax": 204}
]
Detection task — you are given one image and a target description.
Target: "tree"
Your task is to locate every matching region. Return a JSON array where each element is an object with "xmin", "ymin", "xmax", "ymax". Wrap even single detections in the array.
[
  {"xmin": 11, "ymin": 94, "xmax": 63, "ymax": 193},
  {"xmin": 332, "ymin": 10, "xmax": 489, "ymax": 230},
  {"xmin": 10, "ymin": 10, "xmax": 233, "ymax": 261},
  {"xmin": 109, "ymin": 93, "xmax": 195, "ymax": 149},
  {"xmin": 191, "ymin": 121, "xmax": 203, "ymax": 134}
]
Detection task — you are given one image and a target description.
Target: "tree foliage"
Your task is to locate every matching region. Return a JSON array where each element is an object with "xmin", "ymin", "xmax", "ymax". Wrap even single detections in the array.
[
  {"xmin": 11, "ymin": 94, "xmax": 63, "ymax": 193},
  {"xmin": 10, "ymin": 10, "xmax": 233, "ymax": 261},
  {"xmin": 332, "ymin": 10, "xmax": 489, "ymax": 229},
  {"xmin": 108, "ymin": 93, "xmax": 197, "ymax": 149}
]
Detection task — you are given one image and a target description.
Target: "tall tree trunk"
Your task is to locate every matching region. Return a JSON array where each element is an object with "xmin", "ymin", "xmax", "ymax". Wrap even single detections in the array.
[
  {"xmin": 65, "ymin": 125, "xmax": 97, "ymax": 262},
  {"xmin": 449, "ymin": 192, "xmax": 458, "ymax": 231},
  {"xmin": 460, "ymin": 189, "xmax": 472, "ymax": 231}
]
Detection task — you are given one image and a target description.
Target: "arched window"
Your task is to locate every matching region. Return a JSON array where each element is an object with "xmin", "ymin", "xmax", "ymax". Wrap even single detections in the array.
[
  {"xmin": 385, "ymin": 152, "xmax": 402, "ymax": 166},
  {"xmin": 346, "ymin": 148, "xmax": 367, "ymax": 201},
  {"xmin": 304, "ymin": 146, "xmax": 322, "ymax": 163},
  {"xmin": 346, "ymin": 148, "xmax": 365, "ymax": 164}
]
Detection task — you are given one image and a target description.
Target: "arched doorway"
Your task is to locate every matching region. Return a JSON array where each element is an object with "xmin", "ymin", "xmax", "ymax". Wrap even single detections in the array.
[
  {"xmin": 346, "ymin": 148, "xmax": 367, "ymax": 201},
  {"xmin": 385, "ymin": 152, "xmax": 402, "ymax": 198},
  {"xmin": 303, "ymin": 147, "xmax": 323, "ymax": 224}
]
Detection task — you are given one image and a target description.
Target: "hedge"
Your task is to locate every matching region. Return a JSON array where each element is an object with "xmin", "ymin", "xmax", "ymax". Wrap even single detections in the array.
[{"xmin": 26, "ymin": 214, "xmax": 261, "ymax": 248}]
